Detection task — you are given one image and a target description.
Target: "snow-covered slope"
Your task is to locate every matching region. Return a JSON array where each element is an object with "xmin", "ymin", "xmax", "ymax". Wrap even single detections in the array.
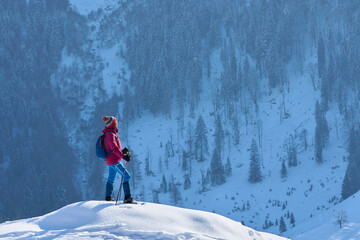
[
  {"xmin": 0, "ymin": 201, "xmax": 287, "ymax": 240},
  {"xmin": 122, "ymin": 51, "xmax": 348, "ymax": 237},
  {"xmin": 288, "ymin": 191, "xmax": 360, "ymax": 240}
]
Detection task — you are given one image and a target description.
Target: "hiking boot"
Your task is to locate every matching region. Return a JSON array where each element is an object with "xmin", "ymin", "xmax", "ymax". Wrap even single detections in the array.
[
  {"xmin": 105, "ymin": 196, "xmax": 114, "ymax": 201},
  {"xmin": 124, "ymin": 194, "xmax": 133, "ymax": 203}
]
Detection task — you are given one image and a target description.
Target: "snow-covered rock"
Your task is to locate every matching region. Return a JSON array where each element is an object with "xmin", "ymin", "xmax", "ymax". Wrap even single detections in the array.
[{"xmin": 0, "ymin": 201, "xmax": 287, "ymax": 240}]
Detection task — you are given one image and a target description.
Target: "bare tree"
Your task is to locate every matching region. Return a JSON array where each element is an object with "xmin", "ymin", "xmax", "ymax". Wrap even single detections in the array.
[{"xmin": 334, "ymin": 211, "xmax": 348, "ymax": 228}]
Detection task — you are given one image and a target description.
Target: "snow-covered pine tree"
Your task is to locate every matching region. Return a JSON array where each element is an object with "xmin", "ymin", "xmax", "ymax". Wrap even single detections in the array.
[
  {"xmin": 165, "ymin": 136, "xmax": 175, "ymax": 158},
  {"xmin": 281, "ymin": 159, "xmax": 287, "ymax": 179},
  {"xmin": 317, "ymin": 32, "xmax": 325, "ymax": 79},
  {"xmin": 186, "ymin": 121, "xmax": 193, "ymax": 175},
  {"xmin": 199, "ymin": 169, "xmax": 210, "ymax": 193},
  {"xmin": 287, "ymin": 139, "xmax": 297, "ymax": 167},
  {"xmin": 184, "ymin": 174, "xmax": 191, "ymax": 190},
  {"xmin": 263, "ymin": 219, "xmax": 269, "ymax": 229},
  {"xmin": 160, "ymin": 174, "xmax": 167, "ymax": 193},
  {"xmin": 214, "ymin": 115, "xmax": 225, "ymax": 152},
  {"xmin": 248, "ymin": 139, "xmax": 263, "ymax": 183},
  {"xmin": 177, "ymin": 75, "xmax": 186, "ymax": 137},
  {"xmin": 232, "ymin": 116, "xmax": 240, "ymax": 145},
  {"xmin": 318, "ymin": 102, "xmax": 329, "ymax": 144},
  {"xmin": 315, "ymin": 100, "xmax": 329, "ymax": 163},
  {"xmin": 145, "ymin": 149, "xmax": 153, "ymax": 176},
  {"xmin": 182, "ymin": 150, "xmax": 188, "ymax": 171},
  {"xmin": 152, "ymin": 189, "xmax": 160, "ymax": 203},
  {"xmin": 200, "ymin": 171, "xmax": 207, "ymax": 193},
  {"xmin": 225, "ymin": 156, "xmax": 232, "ymax": 175},
  {"xmin": 279, "ymin": 216, "xmax": 287, "ymax": 234},
  {"xmin": 170, "ymin": 174, "xmax": 182, "ymax": 205},
  {"xmin": 194, "ymin": 115, "xmax": 209, "ymax": 162},
  {"xmin": 290, "ymin": 212, "xmax": 295, "ymax": 227},
  {"xmin": 315, "ymin": 131, "xmax": 323, "ymax": 164},
  {"xmin": 210, "ymin": 149, "xmax": 226, "ymax": 186},
  {"xmin": 321, "ymin": 53, "xmax": 336, "ymax": 111}
]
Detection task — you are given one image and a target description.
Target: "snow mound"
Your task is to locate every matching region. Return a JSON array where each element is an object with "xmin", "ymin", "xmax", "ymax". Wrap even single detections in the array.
[{"xmin": 0, "ymin": 201, "xmax": 287, "ymax": 239}]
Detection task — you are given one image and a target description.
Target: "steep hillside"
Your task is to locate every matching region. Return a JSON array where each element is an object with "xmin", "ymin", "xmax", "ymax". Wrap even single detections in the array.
[
  {"xmin": 288, "ymin": 191, "xmax": 360, "ymax": 239},
  {"xmin": 65, "ymin": 0, "xmax": 353, "ymax": 238},
  {"xmin": 124, "ymin": 57, "xmax": 348, "ymax": 237}
]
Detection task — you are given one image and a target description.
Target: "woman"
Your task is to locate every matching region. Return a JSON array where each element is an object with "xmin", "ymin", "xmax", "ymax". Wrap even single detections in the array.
[{"xmin": 102, "ymin": 115, "xmax": 133, "ymax": 203}]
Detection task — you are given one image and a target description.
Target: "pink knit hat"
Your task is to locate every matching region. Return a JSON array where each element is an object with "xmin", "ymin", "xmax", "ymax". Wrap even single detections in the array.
[{"xmin": 102, "ymin": 116, "xmax": 117, "ymax": 128}]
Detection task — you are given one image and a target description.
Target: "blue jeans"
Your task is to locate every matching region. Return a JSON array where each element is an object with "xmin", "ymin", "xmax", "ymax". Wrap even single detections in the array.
[{"xmin": 106, "ymin": 162, "xmax": 131, "ymax": 197}]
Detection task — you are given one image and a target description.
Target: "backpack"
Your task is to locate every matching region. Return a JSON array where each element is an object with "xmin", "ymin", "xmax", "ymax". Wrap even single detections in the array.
[{"xmin": 96, "ymin": 133, "xmax": 113, "ymax": 160}]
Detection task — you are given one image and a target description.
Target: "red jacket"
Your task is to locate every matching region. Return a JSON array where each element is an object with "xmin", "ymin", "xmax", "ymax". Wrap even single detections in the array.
[{"xmin": 102, "ymin": 127, "xmax": 125, "ymax": 166}]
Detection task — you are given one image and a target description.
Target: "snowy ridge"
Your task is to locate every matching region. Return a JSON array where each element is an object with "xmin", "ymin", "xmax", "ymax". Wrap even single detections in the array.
[{"xmin": 0, "ymin": 201, "xmax": 287, "ymax": 240}]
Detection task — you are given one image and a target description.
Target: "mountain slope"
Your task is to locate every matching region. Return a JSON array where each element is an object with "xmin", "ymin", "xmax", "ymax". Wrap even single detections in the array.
[
  {"xmin": 0, "ymin": 201, "xmax": 287, "ymax": 240},
  {"xmin": 122, "ymin": 52, "xmax": 347, "ymax": 236},
  {"xmin": 285, "ymin": 190, "xmax": 360, "ymax": 240},
  {"xmin": 66, "ymin": 0, "xmax": 349, "ymax": 237}
]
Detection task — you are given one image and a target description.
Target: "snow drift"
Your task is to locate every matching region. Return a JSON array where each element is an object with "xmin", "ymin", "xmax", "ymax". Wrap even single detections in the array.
[{"xmin": 0, "ymin": 201, "xmax": 287, "ymax": 239}]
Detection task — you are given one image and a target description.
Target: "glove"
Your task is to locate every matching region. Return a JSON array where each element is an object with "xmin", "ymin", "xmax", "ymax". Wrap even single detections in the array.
[
  {"xmin": 122, "ymin": 147, "xmax": 129, "ymax": 155},
  {"xmin": 123, "ymin": 153, "xmax": 131, "ymax": 162}
]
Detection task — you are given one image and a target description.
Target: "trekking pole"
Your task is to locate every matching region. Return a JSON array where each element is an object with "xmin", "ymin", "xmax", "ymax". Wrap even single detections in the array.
[{"xmin": 115, "ymin": 161, "xmax": 128, "ymax": 205}]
